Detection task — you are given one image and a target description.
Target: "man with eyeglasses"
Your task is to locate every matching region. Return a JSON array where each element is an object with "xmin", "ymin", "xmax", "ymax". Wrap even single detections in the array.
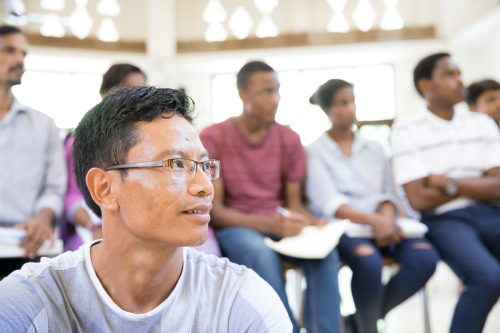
[
  {"xmin": 200, "ymin": 61, "xmax": 341, "ymax": 333},
  {"xmin": 0, "ymin": 87, "xmax": 292, "ymax": 332}
]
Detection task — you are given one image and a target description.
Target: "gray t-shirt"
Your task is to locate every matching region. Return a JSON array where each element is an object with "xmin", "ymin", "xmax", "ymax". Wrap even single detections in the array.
[{"xmin": 0, "ymin": 243, "xmax": 292, "ymax": 332}]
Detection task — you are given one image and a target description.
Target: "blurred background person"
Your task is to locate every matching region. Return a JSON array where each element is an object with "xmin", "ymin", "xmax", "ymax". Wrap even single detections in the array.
[
  {"xmin": 60, "ymin": 63, "xmax": 146, "ymax": 251},
  {"xmin": 392, "ymin": 52, "xmax": 500, "ymax": 333},
  {"xmin": 307, "ymin": 78, "xmax": 438, "ymax": 333},
  {"xmin": 0, "ymin": 25, "xmax": 66, "ymax": 268},
  {"xmin": 467, "ymin": 79, "xmax": 500, "ymax": 128}
]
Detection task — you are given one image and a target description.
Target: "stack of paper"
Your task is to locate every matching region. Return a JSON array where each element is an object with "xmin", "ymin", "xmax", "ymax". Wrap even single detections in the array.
[
  {"xmin": 265, "ymin": 220, "xmax": 349, "ymax": 259},
  {"xmin": 0, "ymin": 227, "xmax": 25, "ymax": 245},
  {"xmin": 0, "ymin": 227, "xmax": 63, "ymax": 258}
]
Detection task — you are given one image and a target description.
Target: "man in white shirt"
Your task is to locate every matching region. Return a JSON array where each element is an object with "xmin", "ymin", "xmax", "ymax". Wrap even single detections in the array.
[
  {"xmin": 0, "ymin": 86, "xmax": 292, "ymax": 332},
  {"xmin": 0, "ymin": 25, "xmax": 66, "ymax": 263},
  {"xmin": 391, "ymin": 52, "xmax": 500, "ymax": 333}
]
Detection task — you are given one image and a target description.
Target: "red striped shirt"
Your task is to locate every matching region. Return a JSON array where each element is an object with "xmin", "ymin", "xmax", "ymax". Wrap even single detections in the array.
[{"xmin": 200, "ymin": 118, "xmax": 305, "ymax": 216}]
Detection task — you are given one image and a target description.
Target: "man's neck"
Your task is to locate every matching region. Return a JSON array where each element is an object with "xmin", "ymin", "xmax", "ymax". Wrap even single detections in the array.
[
  {"xmin": 427, "ymin": 100, "xmax": 455, "ymax": 121},
  {"xmin": 91, "ymin": 234, "xmax": 184, "ymax": 314},
  {"xmin": 235, "ymin": 114, "xmax": 271, "ymax": 144},
  {"xmin": 0, "ymin": 86, "xmax": 13, "ymax": 120}
]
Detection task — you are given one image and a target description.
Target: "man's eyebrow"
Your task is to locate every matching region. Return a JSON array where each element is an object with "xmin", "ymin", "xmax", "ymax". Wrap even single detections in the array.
[
  {"xmin": 155, "ymin": 149, "xmax": 183, "ymax": 159},
  {"xmin": 155, "ymin": 149, "xmax": 210, "ymax": 160}
]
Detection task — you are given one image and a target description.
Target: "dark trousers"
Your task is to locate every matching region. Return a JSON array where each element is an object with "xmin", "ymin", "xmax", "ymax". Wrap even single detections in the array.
[
  {"xmin": 338, "ymin": 235, "xmax": 438, "ymax": 333},
  {"xmin": 422, "ymin": 203, "xmax": 500, "ymax": 333}
]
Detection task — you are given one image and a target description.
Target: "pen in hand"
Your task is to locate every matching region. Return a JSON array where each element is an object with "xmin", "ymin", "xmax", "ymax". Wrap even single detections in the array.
[{"xmin": 275, "ymin": 206, "xmax": 293, "ymax": 218}]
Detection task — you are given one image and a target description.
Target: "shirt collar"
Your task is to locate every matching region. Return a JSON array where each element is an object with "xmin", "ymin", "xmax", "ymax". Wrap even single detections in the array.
[
  {"xmin": 321, "ymin": 131, "xmax": 368, "ymax": 156},
  {"xmin": 0, "ymin": 96, "xmax": 28, "ymax": 125},
  {"xmin": 421, "ymin": 106, "xmax": 466, "ymax": 129}
]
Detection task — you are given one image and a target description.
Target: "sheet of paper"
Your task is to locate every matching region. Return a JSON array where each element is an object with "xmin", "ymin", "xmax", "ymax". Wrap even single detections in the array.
[
  {"xmin": 265, "ymin": 220, "xmax": 349, "ymax": 259},
  {"xmin": 0, "ymin": 239, "xmax": 63, "ymax": 258}
]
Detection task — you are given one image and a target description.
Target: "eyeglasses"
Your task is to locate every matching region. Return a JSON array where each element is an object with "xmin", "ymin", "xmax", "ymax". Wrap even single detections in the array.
[{"xmin": 105, "ymin": 158, "xmax": 221, "ymax": 181}]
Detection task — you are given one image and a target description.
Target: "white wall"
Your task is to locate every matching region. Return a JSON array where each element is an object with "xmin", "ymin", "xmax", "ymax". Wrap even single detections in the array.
[{"xmin": 171, "ymin": 38, "xmax": 447, "ymax": 129}]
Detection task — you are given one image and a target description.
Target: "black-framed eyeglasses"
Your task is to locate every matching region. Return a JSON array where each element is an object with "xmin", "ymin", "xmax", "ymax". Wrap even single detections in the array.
[{"xmin": 105, "ymin": 158, "xmax": 221, "ymax": 181}]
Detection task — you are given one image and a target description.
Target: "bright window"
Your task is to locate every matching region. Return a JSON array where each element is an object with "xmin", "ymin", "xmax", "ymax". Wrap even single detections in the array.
[
  {"xmin": 12, "ymin": 55, "xmax": 110, "ymax": 129},
  {"xmin": 210, "ymin": 64, "xmax": 396, "ymax": 148}
]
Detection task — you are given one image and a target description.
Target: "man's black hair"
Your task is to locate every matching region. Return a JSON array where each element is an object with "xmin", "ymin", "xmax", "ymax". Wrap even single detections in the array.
[
  {"xmin": 0, "ymin": 25, "xmax": 23, "ymax": 37},
  {"xmin": 73, "ymin": 86, "xmax": 195, "ymax": 217},
  {"xmin": 100, "ymin": 63, "xmax": 146, "ymax": 96},
  {"xmin": 309, "ymin": 79, "xmax": 353, "ymax": 112},
  {"xmin": 413, "ymin": 52, "xmax": 450, "ymax": 96},
  {"xmin": 466, "ymin": 79, "xmax": 500, "ymax": 106},
  {"xmin": 236, "ymin": 60, "xmax": 274, "ymax": 90}
]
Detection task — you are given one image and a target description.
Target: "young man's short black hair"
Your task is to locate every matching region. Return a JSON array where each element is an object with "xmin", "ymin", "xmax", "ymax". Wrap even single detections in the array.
[
  {"xmin": 100, "ymin": 63, "xmax": 146, "ymax": 96},
  {"xmin": 73, "ymin": 86, "xmax": 195, "ymax": 217},
  {"xmin": 413, "ymin": 52, "xmax": 451, "ymax": 96},
  {"xmin": 466, "ymin": 79, "xmax": 500, "ymax": 106},
  {"xmin": 236, "ymin": 61, "xmax": 274, "ymax": 90},
  {"xmin": 0, "ymin": 25, "xmax": 23, "ymax": 37},
  {"xmin": 310, "ymin": 79, "xmax": 353, "ymax": 112}
]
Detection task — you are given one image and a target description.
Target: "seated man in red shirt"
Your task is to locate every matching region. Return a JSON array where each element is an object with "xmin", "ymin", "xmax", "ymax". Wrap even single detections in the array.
[{"xmin": 200, "ymin": 61, "xmax": 340, "ymax": 333}]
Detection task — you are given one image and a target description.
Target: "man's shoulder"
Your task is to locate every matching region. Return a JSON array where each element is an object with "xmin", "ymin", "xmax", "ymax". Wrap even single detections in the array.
[
  {"xmin": 200, "ymin": 119, "xmax": 232, "ymax": 138},
  {"xmin": 18, "ymin": 249, "xmax": 86, "ymax": 278},
  {"xmin": 273, "ymin": 122, "xmax": 300, "ymax": 139},
  {"xmin": 184, "ymin": 249, "xmax": 291, "ymax": 331},
  {"xmin": 14, "ymin": 100, "xmax": 54, "ymax": 124},
  {"xmin": 0, "ymin": 264, "xmax": 49, "ymax": 331},
  {"xmin": 185, "ymin": 247, "xmax": 248, "ymax": 279},
  {"xmin": 392, "ymin": 111, "xmax": 427, "ymax": 132}
]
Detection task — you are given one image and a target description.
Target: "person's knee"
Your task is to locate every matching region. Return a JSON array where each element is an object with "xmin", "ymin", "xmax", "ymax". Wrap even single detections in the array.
[
  {"xmin": 349, "ymin": 245, "xmax": 383, "ymax": 275},
  {"xmin": 355, "ymin": 244, "xmax": 376, "ymax": 257},
  {"xmin": 472, "ymin": 267, "xmax": 500, "ymax": 296},
  {"xmin": 410, "ymin": 242, "xmax": 439, "ymax": 277}
]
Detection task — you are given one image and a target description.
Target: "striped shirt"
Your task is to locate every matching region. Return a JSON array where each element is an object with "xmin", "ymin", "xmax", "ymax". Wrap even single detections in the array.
[
  {"xmin": 0, "ymin": 244, "xmax": 292, "ymax": 332},
  {"xmin": 200, "ymin": 118, "xmax": 306, "ymax": 216},
  {"xmin": 0, "ymin": 98, "xmax": 67, "ymax": 224},
  {"xmin": 391, "ymin": 108, "xmax": 500, "ymax": 213}
]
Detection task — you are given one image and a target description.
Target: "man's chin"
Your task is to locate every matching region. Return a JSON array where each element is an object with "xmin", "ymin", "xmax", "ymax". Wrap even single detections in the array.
[{"xmin": 7, "ymin": 79, "xmax": 22, "ymax": 86}]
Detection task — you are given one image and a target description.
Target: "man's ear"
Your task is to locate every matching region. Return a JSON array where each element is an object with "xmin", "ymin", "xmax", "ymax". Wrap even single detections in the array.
[
  {"xmin": 418, "ymin": 78, "xmax": 432, "ymax": 97},
  {"xmin": 238, "ymin": 88, "xmax": 247, "ymax": 103},
  {"xmin": 86, "ymin": 167, "xmax": 118, "ymax": 213}
]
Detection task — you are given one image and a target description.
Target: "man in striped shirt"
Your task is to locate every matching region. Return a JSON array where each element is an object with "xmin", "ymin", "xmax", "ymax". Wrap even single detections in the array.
[{"xmin": 391, "ymin": 52, "xmax": 500, "ymax": 333}]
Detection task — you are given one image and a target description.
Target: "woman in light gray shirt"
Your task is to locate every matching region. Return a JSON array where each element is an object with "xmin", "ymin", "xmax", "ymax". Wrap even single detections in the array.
[{"xmin": 306, "ymin": 79, "xmax": 438, "ymax": 333}]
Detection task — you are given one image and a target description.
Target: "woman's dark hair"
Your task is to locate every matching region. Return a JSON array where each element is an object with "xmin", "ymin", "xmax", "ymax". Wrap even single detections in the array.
[
  {"xmin": 73, "ymin": 86, "xmax": 195, "ymax": 217},
  {"xmin": 100, "ymin": 63, "xmax": 146, "ymax": 96},
  {"xmin": 309, "ymin": 79, "xmax": 353, "ymax": 112}
]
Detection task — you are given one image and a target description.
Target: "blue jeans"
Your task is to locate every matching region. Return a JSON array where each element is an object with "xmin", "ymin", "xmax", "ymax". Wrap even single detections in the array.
[
  {"xmin": 217, "ymin": 227, "xmax": 341, "ymax": 333},
  {"xmin": 422, "ymin": 203, "xmax": 500, "ymax": 333},
  {"xmin": 338, "ymin": 236, "xmax": 438, "ymax": 333}
]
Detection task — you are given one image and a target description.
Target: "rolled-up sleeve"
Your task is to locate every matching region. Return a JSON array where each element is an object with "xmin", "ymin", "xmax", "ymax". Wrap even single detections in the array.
[
  {"xmin": 33, "ymin": 121, "xmax": 67, "ymax": 218},
  {"xmin": 306, "ymin": 152, "xmax": 349, "ymax": 218}
]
